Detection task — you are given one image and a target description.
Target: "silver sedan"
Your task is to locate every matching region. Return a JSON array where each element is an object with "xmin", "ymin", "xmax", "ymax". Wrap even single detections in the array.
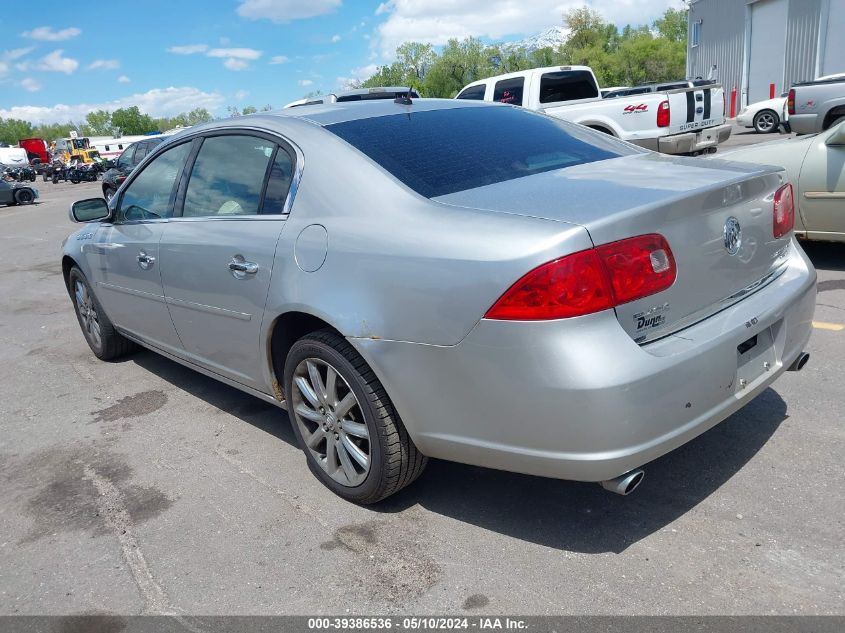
[{"xmin": 62, "ymin": 99, "xmax": 816, "ymax": 503}]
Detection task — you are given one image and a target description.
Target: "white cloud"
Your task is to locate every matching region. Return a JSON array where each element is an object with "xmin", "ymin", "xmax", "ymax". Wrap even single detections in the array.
[
  {"xmin": 298, "ymin": 79, "xmax": 314, "ymax": 87},
  {"xmin": 169, "ymin": 45, "xmax": 263, "ymax": 70},
  {"xmin": 223, "ymin": 58, "xmax": 250, "ymax": 71},
  {"xmin": 1, "ymin": 49, "xmax": 34, "ymax": 77},
  {"xmin": 21, "ymin": 77, "xmax": 41, "ymax": 92},
  {"xmin": 35, "ymin": 49, "xmax": 79, "ymax": 74},
  {"xmin": 21, "ymin": 26, "xmax": 81, "ymax": 41},
  {"xmin": 87, "ymin": 59, "xmax": 120, "ymax": 71},
  {"xmin": 234, "ymin": 89, "xmax": 250, "ymax": 100},
  {"xmin": 372, "ymin": 0, "xmax": 677, "ymax": 57},
  {"xmin": 117, "ymin": 75, "xmax": 130, "ymax": 83},
  {"xmin": 0, "ymin": 86, "xmax": 226, "ymax": 124},
  {"xmin": 331, "ymin": 34, "xmax": 342, "ymax": 43},
  {"xmin": 236, "ymin": 0, "xmax": 342, "ymax": 22},
  {"xmin": 167, "ymin": 44, "xmax": 209, "ymax": 55},
  {"xmin": 207, "ymin": 47, "xmax": 263, "ymax": 60},
  {"xmin": 270, "ymin": 55, "xmax": 289, "ymax": 64}
]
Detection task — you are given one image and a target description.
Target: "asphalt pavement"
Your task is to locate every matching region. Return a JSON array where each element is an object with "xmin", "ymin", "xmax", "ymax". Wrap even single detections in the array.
[{"xmin": 0, "ymin": 171, "xmax": 842, "ymax": 616}]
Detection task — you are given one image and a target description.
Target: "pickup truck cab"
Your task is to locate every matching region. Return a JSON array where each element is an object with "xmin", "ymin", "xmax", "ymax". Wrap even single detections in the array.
[
  {"xmin": 787, "ymin": 75, "xmax": 845, "ymax": 134},
  {"xmin": 457, "ymin": 66, "xmax": 732, "ymax": 155}
]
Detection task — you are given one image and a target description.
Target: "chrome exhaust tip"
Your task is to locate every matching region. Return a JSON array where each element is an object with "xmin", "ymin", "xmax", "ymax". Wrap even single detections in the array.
[
  {"xmin": 787, "ymin": 352, "xmax": 810, "ymax": 372},
  {"xmin": 600, "ymin": 469, "xmax": 645, "ymax": 496}
]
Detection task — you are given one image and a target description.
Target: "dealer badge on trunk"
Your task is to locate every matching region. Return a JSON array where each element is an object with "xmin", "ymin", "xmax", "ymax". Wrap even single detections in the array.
[{"xmin": 723, "ymin": 217, "xmax": 742, "ymax": 255}]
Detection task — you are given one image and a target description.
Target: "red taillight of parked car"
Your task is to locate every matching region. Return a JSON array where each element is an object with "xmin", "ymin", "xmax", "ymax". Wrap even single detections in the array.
[
  {"xmin": 657, "ymin": 100, "xmax": 671, "ymax": 127},
  {"xmin": 595, "ymin": 234, "xmax": 677, "ymax": 305},
  {"xmin": 787, "ymin": 89, "xmax": 796, "ymax": 115},
  {"xmin": 773, "ymin": 183, "xmax": 795, "ymax": 239},
  {"xmin": 485, "ymin": 234, "xmax": 676, "ymax": 320}
]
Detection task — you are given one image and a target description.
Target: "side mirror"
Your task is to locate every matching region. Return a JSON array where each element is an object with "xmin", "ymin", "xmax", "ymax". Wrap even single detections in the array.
[
  {"xmin": 826, "ymin": 120, "xmax": 845, "ymax": 146},
  {"xmin": 70, "ymin": 198, "xmax": 110, "ymax": 223}
]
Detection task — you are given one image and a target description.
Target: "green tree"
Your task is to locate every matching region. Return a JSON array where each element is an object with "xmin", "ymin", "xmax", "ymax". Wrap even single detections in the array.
[
  {"xmin": 260, "ymin": 104, "xmax": 273, "ymax": 111},
  {"xmin": 111, "ymin": 106, "xmax": 155, "ymax": 135},
  {"xmin": 395, "ymin": 42, "xmax": 436, "ymax": 87},
  {"xmin": 0, "ymin": 118, "xmax": 35, "ymax": 145},
  {"xmin": 653, "ymin": 8, "xmax": 688, "ymax": 43},
  {"xmin": 242, "ymin": 105, "xmax": 258, "ymax": 115},
  {"xmin": 84, "ymin": 110, "xmax": 113, "ymax": 136},
  {"xmin": 361, "ymin": 64, "xmax": 405, "ymax": 89}
]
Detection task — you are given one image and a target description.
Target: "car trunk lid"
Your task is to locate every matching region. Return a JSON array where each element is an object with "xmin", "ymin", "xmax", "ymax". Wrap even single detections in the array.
[{"xmin": 434, "ymin": 153, "xmax": 791, "ymax": 342}]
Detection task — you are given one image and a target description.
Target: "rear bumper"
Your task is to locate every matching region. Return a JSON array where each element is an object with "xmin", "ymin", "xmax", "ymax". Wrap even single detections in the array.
[
  {"xmin": 351, "ymin": 239, "xmax": 816, "ymax": 482},
  {"xmin": 787, "ymin": 114, "xmax": 819, "ymax": 135},
  {"xmin": 657, "ymin": 123, "xmax": 733, "ymax": 154}
]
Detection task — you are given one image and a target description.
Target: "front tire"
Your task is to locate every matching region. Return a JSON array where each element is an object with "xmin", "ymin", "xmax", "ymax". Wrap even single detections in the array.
[
  {"xmin": 284, "ymin": 330, "xmax": 427, "ymax": 504},
  {"xmin": 14, "ymin": 189, "xmax": 34, "ymax": 204},
  {"xmin": 68, "ymin": 267, "xmax": 136, "ymax": 360},
  {"xmin": 753, "ymin": 109, "xmax": 779, "ymax": 133}
]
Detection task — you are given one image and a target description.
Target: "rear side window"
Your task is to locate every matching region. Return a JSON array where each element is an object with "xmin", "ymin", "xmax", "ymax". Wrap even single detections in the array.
[
  {"xmin": 326, "ymin": 106, "xmax": 630, "ymax": 198},
  {"xmin": 456, "ymin": 84, "xmax": 486, "ymax": 100},
  {"xmin": 261, "ymin": 148, "xmax": 295, "ymax": 214},
  {"xmin": 493, "ymin": 78, "xmax": 524, "ymax": 105},
  {"xmin": 182, "ymin": 135, "xmax": 275, "ymax": 217},
  {"xmin": 539, "ymin": 71, "xmax": 599, "ymax": 103},
  {"xmin": 133, "ymin": 143, "xmax": 149, "ymax": 164}
]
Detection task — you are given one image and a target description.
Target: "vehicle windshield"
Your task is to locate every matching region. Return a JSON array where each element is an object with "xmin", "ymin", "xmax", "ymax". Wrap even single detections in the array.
[{"xmin": 326, "ymin": 106, "xmax": 632, "ymax": 198}]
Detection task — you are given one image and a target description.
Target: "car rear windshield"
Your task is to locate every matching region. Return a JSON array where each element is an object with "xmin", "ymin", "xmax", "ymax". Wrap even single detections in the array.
[
  {"xmin": 325, "ymin": 106, "xmax": 628, "ymax": 198},
  {"xmin": 539, "ymin": 71, "xmax": 599, "ymax": 103}
]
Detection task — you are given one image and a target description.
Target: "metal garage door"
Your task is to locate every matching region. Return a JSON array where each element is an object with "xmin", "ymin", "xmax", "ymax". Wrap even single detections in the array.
[
  {"xmin": 821, "ymin": 1, "xmax": 845, "ymax": 76},
  {"xmin": 748, "ymin": 0, "xmax": 788, "ymax": 102}
]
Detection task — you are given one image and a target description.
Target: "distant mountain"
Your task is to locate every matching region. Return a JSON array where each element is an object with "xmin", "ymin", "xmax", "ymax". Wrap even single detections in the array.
[{"xmin": 500, "ymin": 26, "xmax": 569, "ymax": 53}]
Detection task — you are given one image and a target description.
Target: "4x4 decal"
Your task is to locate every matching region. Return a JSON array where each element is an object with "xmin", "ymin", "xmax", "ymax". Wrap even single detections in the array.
[{"xmin": 623, "ymin": 103, "xmax": 649, "ymax": 113}]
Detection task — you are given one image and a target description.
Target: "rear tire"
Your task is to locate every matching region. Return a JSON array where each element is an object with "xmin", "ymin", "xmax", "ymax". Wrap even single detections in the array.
[
  {"xmin": 753, "ymin": 109, "xmax": 779, "ymax": 133},
  {"xmin": 284, "ymin": 329, "xmax": 427, "ymax": 504},
  {"xmin": 68, "ymin": 267, "xmax": 136, "ymax": 361},
  {"xmin": 14, "ymin": 189, "xmax": 34, "ymax": 204}
]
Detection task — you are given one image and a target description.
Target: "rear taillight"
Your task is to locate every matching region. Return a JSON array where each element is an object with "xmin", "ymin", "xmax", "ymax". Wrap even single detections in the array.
[
  {"xmin": 657, "ymin": 100, "xmax": 670, "ymax": 127},
  {"xmin": 595, "ymin": 234, "xmax": 676, "ymax": 305},
  {"xmin": 773, "ymin": 183, "xmax": 795, "ymax": 239},
  {"xmin": 485, "ymin": 234, "xmax": 676, "ymax": 320},
  {"xmin": 787, "ymin": 88, "xmax": 795, "ymax": 115},
  {"xmin": 722, "ymin": 92, "xmax": 726, "ymax": 116}
]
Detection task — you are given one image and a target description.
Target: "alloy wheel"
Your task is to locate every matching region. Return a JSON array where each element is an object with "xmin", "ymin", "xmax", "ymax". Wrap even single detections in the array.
[
  {"xmin": 755, "ymin": 111, "xmax": 777, "ymax": 133},
  {"xmin": 290, "ymin": 358, "xmax": 371, "ymax": 487},
  {"xmin": 74, "ymin": 280, "xmax": 102, "ymax": 349}
]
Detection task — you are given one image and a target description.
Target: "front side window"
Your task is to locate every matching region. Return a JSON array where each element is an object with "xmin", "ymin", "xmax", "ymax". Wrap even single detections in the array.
[
  {"xmin": 539, "ymin": 71, "xmax": 599, "ymax": 103},
  {"xmin": 493, "ymin": 78, "xmax": 525, "ymax": 105},
  {"xmin": 456, "ymin": 84, "xmax": 486, "ymax": 100},
  {"xmin": 182, "ymin": 135, "xmax": 275, "ymax": 217},
  {"xmin": 116, "ymin": 142, "xmax": 191, "ymax": 222}
]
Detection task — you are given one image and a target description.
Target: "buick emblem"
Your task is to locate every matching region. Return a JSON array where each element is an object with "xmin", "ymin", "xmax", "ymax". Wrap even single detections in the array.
[{"xmin": 723, "ymin": 217, "xmax": 742, "ymax": 255}]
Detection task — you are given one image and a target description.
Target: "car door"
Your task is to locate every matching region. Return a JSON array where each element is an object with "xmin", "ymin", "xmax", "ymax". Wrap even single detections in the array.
[
  {"xmin": 798, "ymin": 124, "xmax": 845, "ymax": 237},
  {"xmin": 85, "ymin": 140, "xmax": 193, "ymax": 353},
  {"xmin": 158, "ymin": 133, "xmax": 296, "ymax": 388}
]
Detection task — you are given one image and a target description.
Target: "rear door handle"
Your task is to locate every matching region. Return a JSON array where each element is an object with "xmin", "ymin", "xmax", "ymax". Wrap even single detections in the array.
[{"xmin": 228, "ymin": 259, "xmax": 259, "ymax": 275}]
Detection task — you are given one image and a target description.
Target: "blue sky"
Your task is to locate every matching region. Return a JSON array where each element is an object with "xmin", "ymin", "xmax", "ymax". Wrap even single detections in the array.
[{"xmin": 0, "ymin": 0, "xmax": 678, "ymax": 123}]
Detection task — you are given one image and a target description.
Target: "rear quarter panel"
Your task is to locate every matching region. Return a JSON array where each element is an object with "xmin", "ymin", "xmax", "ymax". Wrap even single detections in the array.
[{"xmin": 262, "ymin": 124, "xmax": 593, "ymax": 347}]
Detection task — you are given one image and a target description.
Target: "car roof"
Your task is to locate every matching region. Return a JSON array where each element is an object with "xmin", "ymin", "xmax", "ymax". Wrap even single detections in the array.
[{"xmin": 259, "ymin": 97, "xmax": 495, "ymax": 126}]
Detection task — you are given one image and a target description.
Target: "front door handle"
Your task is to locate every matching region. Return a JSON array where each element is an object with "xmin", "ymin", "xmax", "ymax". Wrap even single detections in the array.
[
  {"xmin": 137, "ymin": 251, "xmax": 155, "ymax": 270},
  {"xmin": 228, "ymin": 257, "xmax": 259, "ymax": 276}
]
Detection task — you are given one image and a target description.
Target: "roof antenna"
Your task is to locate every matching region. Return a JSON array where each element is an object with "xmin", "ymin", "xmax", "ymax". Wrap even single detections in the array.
[{"xmin": 394, "ymin": 90, "xmax": 413, "ymax": 105}]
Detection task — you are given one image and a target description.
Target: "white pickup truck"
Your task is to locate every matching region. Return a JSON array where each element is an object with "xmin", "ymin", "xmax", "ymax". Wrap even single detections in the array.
[{"xmin": 456, "ymin": 66, "xmax": 732, "ymax": 155}]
